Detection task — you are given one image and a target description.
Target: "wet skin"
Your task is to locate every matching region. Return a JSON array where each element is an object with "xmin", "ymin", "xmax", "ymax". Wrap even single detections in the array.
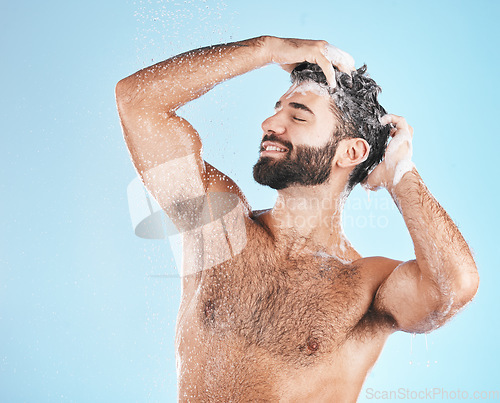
[
  {"xmin": 171, "ymin": 90, "xmax": 400, "ymax": 401},
  {"xmin": 116, "ymin": 36, "xmax": 478, "ymax": 402},
  {"xmin": 175, "ymin": 211, "xmax": 399, "ymax": 402}
]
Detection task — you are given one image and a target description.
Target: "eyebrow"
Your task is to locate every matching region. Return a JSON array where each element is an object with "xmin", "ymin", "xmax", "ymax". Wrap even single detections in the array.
[{"xmin": 274, "ymin": 101, "xmax": 315, "ymax": 115}]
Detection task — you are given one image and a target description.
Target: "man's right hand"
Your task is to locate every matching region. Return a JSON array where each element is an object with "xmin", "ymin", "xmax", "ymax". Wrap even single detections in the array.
[{"xmin": 264, "ymin": 36, "xmax": 355, "ymax": 87}]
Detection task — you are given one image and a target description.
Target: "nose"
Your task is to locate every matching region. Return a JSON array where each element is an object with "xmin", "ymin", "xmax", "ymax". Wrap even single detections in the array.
[{"xmin": 261, "ymin": 112, "xmax": 286, "ymax": 136}]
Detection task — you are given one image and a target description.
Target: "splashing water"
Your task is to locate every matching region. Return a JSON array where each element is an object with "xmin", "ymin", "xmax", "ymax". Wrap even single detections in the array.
[
  {"xmin": 134, "ymin": 0, "xmax": 233, "ymax": 64},
  {"xmin": 409, "ymin": 332, "xmax": 436, "ymax": 368}
]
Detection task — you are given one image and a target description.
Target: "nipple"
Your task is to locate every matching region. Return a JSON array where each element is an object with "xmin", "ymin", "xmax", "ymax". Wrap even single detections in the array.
[{"xmin": 306, "ymin": 336, "xmax": 320, "ymax": 355}]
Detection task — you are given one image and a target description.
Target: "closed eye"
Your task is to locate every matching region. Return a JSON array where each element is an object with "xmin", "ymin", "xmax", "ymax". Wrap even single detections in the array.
[{"xmin": 293, "ymin": 117, "xmax": 306, "ymax": 122}]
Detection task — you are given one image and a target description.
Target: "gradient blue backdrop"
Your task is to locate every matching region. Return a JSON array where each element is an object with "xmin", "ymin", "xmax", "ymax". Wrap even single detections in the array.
[{"xmin": 2, "ymin": 0, "xmax": 499, "ymax": 401}]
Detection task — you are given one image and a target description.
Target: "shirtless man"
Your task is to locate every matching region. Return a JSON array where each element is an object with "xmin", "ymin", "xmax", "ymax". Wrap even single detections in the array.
[{"xmin": 115, "ymin": 36, "xmax": 479, "ymax": 401}]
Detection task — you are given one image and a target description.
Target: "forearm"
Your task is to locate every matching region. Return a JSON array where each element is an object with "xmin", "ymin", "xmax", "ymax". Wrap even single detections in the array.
[
  {"xmin": 390, "ymin": 169, "xmax": 478, "ymax": 301},
  {"xmin": 116, "ymin": 36, "xmax": 271, "ymax": 112}
]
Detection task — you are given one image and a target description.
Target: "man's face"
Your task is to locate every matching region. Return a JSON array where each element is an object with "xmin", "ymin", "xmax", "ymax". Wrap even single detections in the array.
[{"xmin": 253, "ymin": 82, "xmax": 339, "ymax": 190}]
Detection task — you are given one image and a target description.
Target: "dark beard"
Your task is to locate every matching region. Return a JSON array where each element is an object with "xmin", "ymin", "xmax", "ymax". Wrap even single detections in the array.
[{"xmin": 253, "ymin": 135, "xmax": 338, "ymax": 190}]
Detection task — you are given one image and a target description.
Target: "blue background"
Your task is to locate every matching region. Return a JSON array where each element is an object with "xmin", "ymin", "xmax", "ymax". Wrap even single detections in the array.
[{"xmin": 1, "ymin": 0, "xmax": 499, "ymax": 401}]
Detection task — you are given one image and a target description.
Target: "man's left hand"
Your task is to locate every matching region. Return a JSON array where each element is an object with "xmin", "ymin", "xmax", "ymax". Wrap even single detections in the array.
[{"xmin": 363, "ymin": 114, "xmax": 415, "ymax": 192}]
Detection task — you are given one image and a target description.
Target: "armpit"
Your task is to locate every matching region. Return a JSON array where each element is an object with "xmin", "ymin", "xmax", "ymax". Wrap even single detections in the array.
[
  {"xmin": 181, "ymin": 196, "xmax": 248, "ymax": 276},
  {"xmin": 142, "ymin": 153, "xmax": 206, "ymax": 210},
  {"xmin": 141, "ymin": 154, "xmax": 249, "ymax": 277}
]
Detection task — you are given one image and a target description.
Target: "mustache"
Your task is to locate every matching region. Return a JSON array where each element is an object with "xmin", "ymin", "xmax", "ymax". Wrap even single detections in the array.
[{"xmin": 260, "ymin": 134, "xmax": 293, "ymax": 152}]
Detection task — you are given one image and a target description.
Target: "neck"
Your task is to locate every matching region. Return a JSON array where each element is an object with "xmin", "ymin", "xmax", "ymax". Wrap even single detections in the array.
[{"xmin": 264, "ymin": 179, "xmax": 357, "ymax": 261}]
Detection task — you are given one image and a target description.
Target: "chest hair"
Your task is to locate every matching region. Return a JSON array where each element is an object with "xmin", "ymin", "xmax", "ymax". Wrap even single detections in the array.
[{"xmin": 197, "ymin": 233, "xmax": 366, "ymax": 366}]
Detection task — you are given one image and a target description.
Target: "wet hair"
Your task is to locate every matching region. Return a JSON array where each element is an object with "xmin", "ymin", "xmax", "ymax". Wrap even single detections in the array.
[{"xmin": 290, "ymin": 62, "xmax": 390, "ymax": 190}]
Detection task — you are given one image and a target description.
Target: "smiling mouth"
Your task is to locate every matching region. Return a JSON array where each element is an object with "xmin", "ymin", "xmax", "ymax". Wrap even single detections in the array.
[
  {"xmin": 263, "ymin": 145, "xmax": 287, "ymax": 152},
  {"xmin": 260, "ymin": 141, "xmax": 290, "ymax": 154}
]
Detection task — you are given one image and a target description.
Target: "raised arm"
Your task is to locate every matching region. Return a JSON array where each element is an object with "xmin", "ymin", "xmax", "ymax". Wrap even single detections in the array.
[
  {"xmin": 115, "ymin": 37, "xmax": 270, "ymax": 229},
  {"xmin": 115, "ymin": 37, "xmax": 354, "ymax": 227},
  {"xmin": 364, "ymin": 115, "xmax": 479, "ymax": 333},
  {"xmin": 115, "ymin": 36, "xmax": 355, "ymax": 278}
]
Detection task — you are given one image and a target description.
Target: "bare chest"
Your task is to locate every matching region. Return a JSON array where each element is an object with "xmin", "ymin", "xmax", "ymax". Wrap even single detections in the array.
[{"xmin": 192, "ymin": 242, "xmax": 369, "ymax": 366}]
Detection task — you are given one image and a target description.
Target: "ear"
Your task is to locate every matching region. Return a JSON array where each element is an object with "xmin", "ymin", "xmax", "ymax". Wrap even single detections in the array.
[{"xmin": 336, "ymin": 138, "xmax": 370, "ymax": 168}]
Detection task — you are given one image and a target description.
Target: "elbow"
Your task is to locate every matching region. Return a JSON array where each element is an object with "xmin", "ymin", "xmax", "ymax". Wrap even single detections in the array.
[
  {"xmin": 115, "ymin": 75, "xmax": 147, "ymax": 112},
  {"xmin": 460, "ymin": 269, "xmax": 479, "ymax": 303},
  {"xmin": 115, "ymin": 78, "xmax": 133, "ymax": 109},
  {"xmin": 453, "ymin": 265, "xmax": 479, "ymax": 307},
  {"xmin": 115, "ymin": 79, "xmax": 125, "ymax": 100},
  {"xmin": 115, "ymin": 76, "xmax": 173, "ymax": 114},
  {"xmin": 427, "ymin": 265, "xmax": 479, "ymax": 330}
]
